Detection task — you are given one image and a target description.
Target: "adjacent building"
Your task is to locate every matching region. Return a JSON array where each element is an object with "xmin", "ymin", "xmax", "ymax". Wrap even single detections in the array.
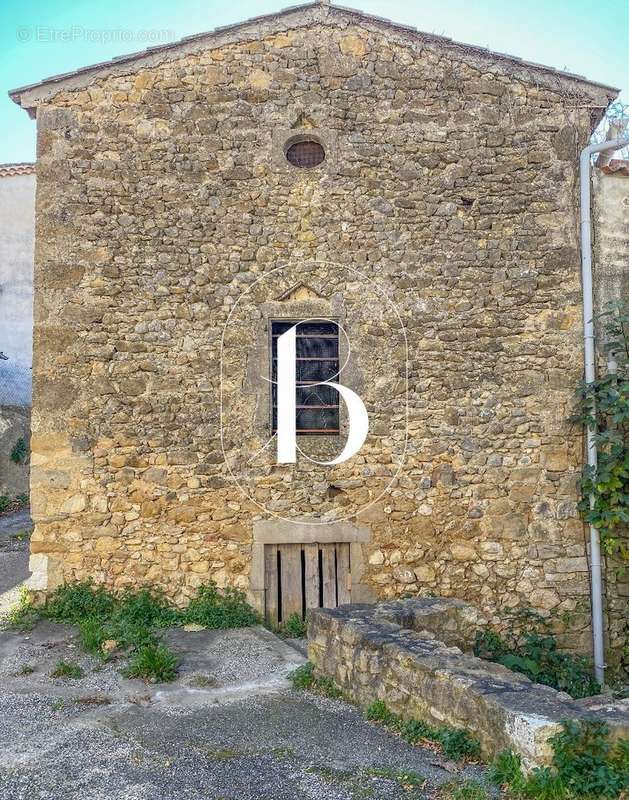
[{"xmin": 0, "ymin": 163, "xmax": 35, "ymax": 498}]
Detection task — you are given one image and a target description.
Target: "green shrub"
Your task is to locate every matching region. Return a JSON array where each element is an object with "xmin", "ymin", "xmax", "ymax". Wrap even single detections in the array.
[
  {"xmin": 123, "ymin": 643, "xmax": 178, "ymax": 683},
  {"xmin": 51, "ymin": 660, "xmax": 84, "ymax": 679},
  {"xmin": 474, "ymin": 614, "xmax": 599, "ymax": 699},
  {"xmin": 10, "ymin": 437, "xmax": 28, "ymax": 464},
  {"xmin": 366, "ymin": 700, "xmax": 397, "ymax": 725},
  {"xmin": 399, "ymin": 717, "xmax": 435, "ymax": 742},
  {"xmin": 277, "ymin": 612, "xmax": 308, "ymax": 639},
  {"xmin": 182, "ymin": 583, "xmax": 261, "ymax": 629},
  {"xmin": 0, "ymin": 495, "xmax": 10, "ymax": 513},
  {"xmin": 44, "ymin": 582, "xmax": 114, "ymax": 625},
  {"xmin": 491, "ymin": 721, "xmax": 629, "ymax": 799},
  {"xmin": 437, "ymin": 726, "xmax": 482, "ymax": 761}
]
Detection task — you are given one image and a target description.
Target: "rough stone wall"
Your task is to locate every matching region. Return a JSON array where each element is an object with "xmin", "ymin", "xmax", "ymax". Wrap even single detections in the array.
[{"xmin": 27, "ymin": 15, "xmax": 615, "ymax": 650}]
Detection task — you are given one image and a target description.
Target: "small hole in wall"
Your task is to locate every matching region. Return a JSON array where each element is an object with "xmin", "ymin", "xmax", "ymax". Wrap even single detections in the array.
[{"xmin": 285, "ymin": 139, "xmax": 326, "ymax": 169}]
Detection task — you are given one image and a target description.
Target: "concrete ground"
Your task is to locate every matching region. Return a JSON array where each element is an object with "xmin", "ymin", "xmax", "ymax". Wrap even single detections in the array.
[
  {"xmin": 0, "ymin": 619, "xmax": 492, "ymax": 800},
  {"xmin": 0, "ymin": 509, "xmax": 32, "ymax": 614}
]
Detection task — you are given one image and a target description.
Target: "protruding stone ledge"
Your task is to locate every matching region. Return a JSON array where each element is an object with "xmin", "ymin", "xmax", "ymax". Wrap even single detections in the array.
[{"xmin": 308, "ymin": 599, "xmax": 629, "ymax": 768}]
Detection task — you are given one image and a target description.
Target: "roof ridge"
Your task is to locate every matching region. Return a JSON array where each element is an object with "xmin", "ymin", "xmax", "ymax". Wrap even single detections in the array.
[
  {"xmin": 0, "ymin": 163, "xmax": 36, "ymax": 176},
  {"xmin": 8, "ymin": 1, "xmax": 619, "ymax": 114}
]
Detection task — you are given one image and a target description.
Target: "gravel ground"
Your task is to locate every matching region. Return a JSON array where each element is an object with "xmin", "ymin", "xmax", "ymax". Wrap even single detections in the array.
[{"xmin": 0, "ymin": 621, "xmax": 493, "ymax": 800}]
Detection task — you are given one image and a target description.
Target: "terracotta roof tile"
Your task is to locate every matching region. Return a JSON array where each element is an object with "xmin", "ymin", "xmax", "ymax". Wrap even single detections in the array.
[
  {"xmin": 0, "ymin": 163, "xmax": 36, "ymax": 177},
  {"xmin": 597, "ymin": 158, "xmax": 629, "ymax": 177}
]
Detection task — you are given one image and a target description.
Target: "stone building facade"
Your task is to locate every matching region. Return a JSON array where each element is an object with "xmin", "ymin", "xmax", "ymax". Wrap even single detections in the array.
[{"xmin": 10, "ymin": 4, "xmax": 623, "ymax": 653}]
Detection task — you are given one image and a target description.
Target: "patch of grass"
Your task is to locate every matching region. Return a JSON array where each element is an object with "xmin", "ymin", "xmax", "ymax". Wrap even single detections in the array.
[
  {"xmin": 206, "ymin": 748, "xmax": 239, "ymax": 761},
  {"xmin": 289, "ymin": 661, "xmax": 345, "ymax": 699},
  {"xmin": 51, "ymin": 660, "xmax": 84, "ymax": 679},
  {"xmin": 439, "ymin": 780, "xmax": 489, "ymax": 800},
  {"xmin": 123, "ymin": 643, "xmax": 178, "ymax": 683},
  {"xmin": 14, "ymin": 664, "xmax": 34, "ymax": 676},
  {"xmin": 364, "ymin": 700, "xmax": 481, "ymax": 763},
  {"xmin": 78, "ymin": 617, "xmax": 108, "ymax": 655},
  {"xmin": 490, "ymin": 720, "xmax": 629, "ymax": 799},
  {"xmin": 290, "ymin": 661, "xmax": 315, "ymax": 689},
  {"xmin": 0, "ymin": 495, "xmax": 11, "ymax": 513},
  {"xmin": 9, "ymin": 580, "xmax": 260, "ymax": 682},
  {"xmin": 276, "ymin": 612, "xmax": 308, "ymax": 639},
  {"xmin": 365, "ymin": 767, "xmax": 425, "ymax": 790},
  {"xmin": 271, "ymin": 746, "xmax": 294, "ymax": 760}
]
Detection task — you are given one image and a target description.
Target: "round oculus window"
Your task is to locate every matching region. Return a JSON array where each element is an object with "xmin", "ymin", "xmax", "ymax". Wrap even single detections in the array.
[{"xmin": 285, "ymin": 139, "xmax": 326, "ymax": 169}]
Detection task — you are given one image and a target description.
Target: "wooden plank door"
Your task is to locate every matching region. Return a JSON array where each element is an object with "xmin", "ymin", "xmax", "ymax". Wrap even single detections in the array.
[{"xmin": 263, "ymin": 542, "xmax": 353, "ymax": 624}]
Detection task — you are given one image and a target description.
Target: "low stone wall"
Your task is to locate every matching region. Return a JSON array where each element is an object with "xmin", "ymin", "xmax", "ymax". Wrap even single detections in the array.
[{"xmin": 308, "ymin": 599, "xmax": 629, "ymax": 767}]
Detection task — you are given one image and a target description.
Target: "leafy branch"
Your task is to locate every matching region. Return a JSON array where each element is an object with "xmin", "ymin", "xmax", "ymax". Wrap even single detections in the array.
[{"xmin": 570, "ymin": 303, "xmax": 629, "ymax": 560}]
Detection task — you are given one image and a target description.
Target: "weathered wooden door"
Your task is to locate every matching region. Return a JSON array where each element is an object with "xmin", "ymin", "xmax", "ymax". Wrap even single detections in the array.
[{"xmin": 264, "ymin": 542, "xmax": 351, "ymax": 624}]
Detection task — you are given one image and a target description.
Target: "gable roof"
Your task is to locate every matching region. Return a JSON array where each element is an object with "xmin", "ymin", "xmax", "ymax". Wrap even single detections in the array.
[{"xmin": 9, "ymin": 1, "xmax": 619, "ymax": 118}]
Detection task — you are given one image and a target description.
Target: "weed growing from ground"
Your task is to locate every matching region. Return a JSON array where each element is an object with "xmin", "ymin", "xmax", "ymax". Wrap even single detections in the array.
[
  {"xmin": 365, "ymin": 766, "xmax": 425, "ymax": 789},
  {"xmin": 440, "ymin": 780, "xmax": 489, "ymax": 800},
  {"xmin": 364, "ymin": 700, "xmax": 481, "ymax": 762},
  {"xmin": 183, "ymin": 583, "xmax": 260, "ymax": 629},
  {"xmin": 489, "ymin": 720, "xmax": 629, "ymax": 799},
  {"xmin": 51, "ymin": 660, "xmax": 84, "ymax": 679},
  {"xmin": 289, "ymin": 661, "xmax": 345, "ymax": 699},
  {"xmin": 290, "ymin": 662, "xmax": 315, "ymax": 689},
  {"xmin": 10, "ymin": 580, "xmax": 261, "ymax": 683},
  {"xmin": 123, "ymin": 644, "xmax": 178, "ymax": 683},
  {"xmin": 275, "ymin": 612, "xmax": 308, "ymax": 639}
]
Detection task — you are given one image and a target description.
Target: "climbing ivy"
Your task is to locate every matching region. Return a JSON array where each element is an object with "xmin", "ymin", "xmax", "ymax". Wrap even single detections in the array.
[{"xmin": 570, "ymin": 303, "xmax": 629, "ymax": 561}]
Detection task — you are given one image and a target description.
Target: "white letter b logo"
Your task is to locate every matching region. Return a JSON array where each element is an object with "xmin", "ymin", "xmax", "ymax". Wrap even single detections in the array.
[{"xmin": 276, "ymin": 323, "xmax": 368, "ymax": 465}]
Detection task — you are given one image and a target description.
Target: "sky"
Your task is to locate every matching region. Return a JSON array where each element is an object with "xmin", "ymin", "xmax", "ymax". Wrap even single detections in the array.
[{"xmin": 1, "ymin": 0, "xmax": 627, "ymax": 164}]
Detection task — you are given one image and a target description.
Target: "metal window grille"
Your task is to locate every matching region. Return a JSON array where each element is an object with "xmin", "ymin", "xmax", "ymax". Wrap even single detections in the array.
[
  {"xmin": 271, "ymin": 320, "xmax": 340, "ymax": 434},
  {"xmin": 285, "ymin": 140, "xmax": 325, "ymax": 169}
]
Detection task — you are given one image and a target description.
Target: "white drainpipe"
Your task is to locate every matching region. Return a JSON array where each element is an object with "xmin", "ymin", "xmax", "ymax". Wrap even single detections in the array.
[{"xmin": 579, "ymin": 136, "xmax": 629, "ymax": 686}]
